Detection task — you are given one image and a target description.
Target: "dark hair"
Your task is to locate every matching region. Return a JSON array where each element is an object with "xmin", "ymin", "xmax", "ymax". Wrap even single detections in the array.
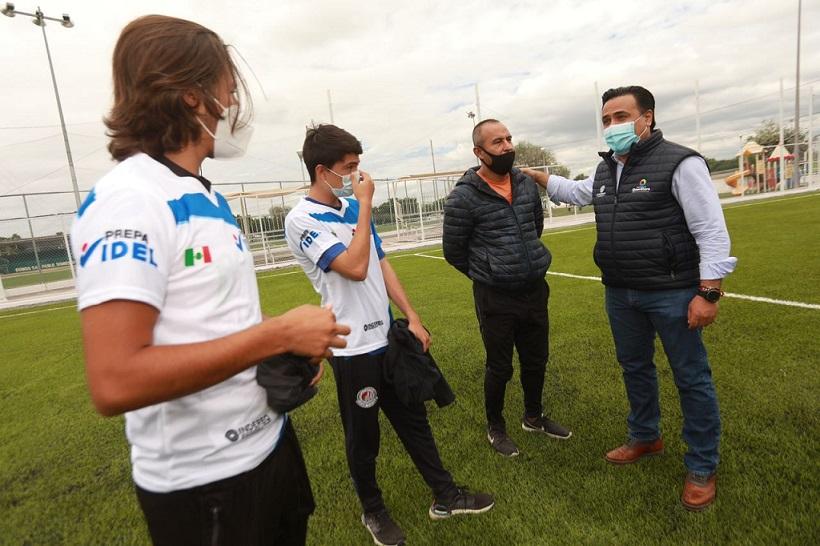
[
  {"xmin": 105, "ymin": 15, "xmax": 251, "ymax": 161},
  {"xmin": 601, "ymin": 86, "xmax": 656, "ymax": 130},
  {"xmin": 302, "ymin": 124, "xmax": 363, "ymax": 183},
  {"xmin": 472, "ymin": 118, "xmax": 501, "ymax": 146}
]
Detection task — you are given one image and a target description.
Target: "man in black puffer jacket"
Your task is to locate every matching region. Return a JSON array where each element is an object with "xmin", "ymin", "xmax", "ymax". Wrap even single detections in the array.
[{"xmin": 443, "ymin": 119, "xmax": 572, "ymax": 458}]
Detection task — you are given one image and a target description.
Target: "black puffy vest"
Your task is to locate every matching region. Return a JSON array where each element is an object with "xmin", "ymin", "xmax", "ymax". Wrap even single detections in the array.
[{"xmin": 592, "ymin": 131, "xmax": 701, "ymax": 290}]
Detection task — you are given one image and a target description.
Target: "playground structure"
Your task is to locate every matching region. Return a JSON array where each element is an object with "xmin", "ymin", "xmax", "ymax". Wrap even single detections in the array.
[
  {"xmin": 766, "ymin": 144, "xmax": 796, "ymax": 189},
  {"xmin": 725, "ymin": 141, "xmax": 797, "ymax": 195}
]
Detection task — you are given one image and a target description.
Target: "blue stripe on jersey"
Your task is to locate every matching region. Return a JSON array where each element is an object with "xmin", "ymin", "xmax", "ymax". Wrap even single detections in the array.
[
  {"xmin": 167, "ymin": 192, "xmax": 238, "ymax": 227},
  {"xmin": 77, "ymin": 188, "xmax": 96, "ymax": 218},
  {"xmin": 307, "ymin": 197, "xmax": 360, "ymax": 224},
  {"xmin": 371, "ymin": 220, "xmax": 385, "ymax": 259},
  {"xmin": 318, "ymin": 242, "xmax": 347, "ymax": 272}
]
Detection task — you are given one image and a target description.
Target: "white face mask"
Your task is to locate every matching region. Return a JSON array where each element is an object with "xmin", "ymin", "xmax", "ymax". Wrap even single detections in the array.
[
  {"xmin": 324, "ymin": 168, "xmax": 358, "ymax": 198},
  {"xmin": 197, "ymin": 98, "xmax": 254, "ymax": 159}
]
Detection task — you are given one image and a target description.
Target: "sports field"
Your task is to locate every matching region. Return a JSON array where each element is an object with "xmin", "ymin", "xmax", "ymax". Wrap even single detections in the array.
[{"xmin": 1, "ymin": 192, "xmax": 818, "ymax": 545}]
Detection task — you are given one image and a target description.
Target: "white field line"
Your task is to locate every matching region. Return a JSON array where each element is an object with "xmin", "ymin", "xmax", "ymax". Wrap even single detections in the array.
[
  {"xmin": 410, "ymin": 254, "xmax": 820, "ymax": 310},
  {"xmin": 723, "ymin": 192, "xmax": 820, "ymax": 210},
  {"xmin": 5, "ymin": 249, "xmax": 818, "ymax": 320},
  {"xmin": 256, "ymin": 270, "xmax": 302, "ymax": 280},
  {"xmin": 544, "ymin": 226, "xmax": 596, "ymax": 236},
  {"xmin": 0, "ymin": 304, "xmax": 75, "ymax": 319}
]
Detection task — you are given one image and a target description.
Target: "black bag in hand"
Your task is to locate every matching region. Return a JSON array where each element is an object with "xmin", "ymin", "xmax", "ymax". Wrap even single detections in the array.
[{"xmin": 256, "ymin": 353, "xmax": 320, "ymax": 413}]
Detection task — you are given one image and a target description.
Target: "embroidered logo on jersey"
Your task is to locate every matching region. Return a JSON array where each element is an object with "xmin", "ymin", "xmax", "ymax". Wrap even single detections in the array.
[
  {"xmin": 233, "ymin": 233, "xmax": 246, "ymax": 252},
  {"xmin": 80, "ymin": 229, "xmax": 158, "ymax": 268},
  {"xmin": 632, "ymin": 179, "xmax": 651, "ymax": 192},
  {"xmin": 224, "ymin": 413, "xmax": 273, "ymax": 443},
  {"xmin": 299, "ymin": 229, "xmax": 321, "ymax": 250},
  {"xmin": 355, "ymin": 387, "xmax": 378, "ymax": 408},
  {"xmin": 184, "ymin": 246, "xmax": 212, "ymax": 267},
  {"xmin": 363, "ymin": 319, "xmax": 384, "ymax": 332},
  {"xmin": 596, "ymin": 185, "xmax": 606, "ymax": 197}
]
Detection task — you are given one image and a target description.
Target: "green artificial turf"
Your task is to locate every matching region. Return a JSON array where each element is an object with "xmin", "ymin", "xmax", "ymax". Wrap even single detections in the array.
[{"xmin": 1, "ymin": 193, "xmax": 818, "ymax": 545}]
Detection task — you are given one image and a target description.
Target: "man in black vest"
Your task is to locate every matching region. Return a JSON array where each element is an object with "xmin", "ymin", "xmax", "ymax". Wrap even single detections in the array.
[
  {"xmin": 443, "ymin": 119, "xmax": 572, "ymax": 459},
  {"xmin": 526, "ymin": 86, "xmax": 736, "ymax": 511}
]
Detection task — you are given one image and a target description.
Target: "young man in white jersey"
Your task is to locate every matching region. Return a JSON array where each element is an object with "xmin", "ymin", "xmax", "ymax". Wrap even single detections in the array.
[
  {"xmin": 72, "ymin": 16, "xmax": 349, "ymax": 545},
  {"xmin": 285, "ymin": 125, "xmax": 494, "ymax": 546}
]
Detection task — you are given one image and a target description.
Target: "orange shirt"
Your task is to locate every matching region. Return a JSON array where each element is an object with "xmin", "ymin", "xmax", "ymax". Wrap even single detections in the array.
[{"xmin": 477, "ymin": 171, "xmax": 512, "ymax": 204}]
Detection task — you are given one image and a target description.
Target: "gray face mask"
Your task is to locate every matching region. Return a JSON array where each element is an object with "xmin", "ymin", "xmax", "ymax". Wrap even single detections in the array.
[{"xmin": 324, "ymin": 168, "xmax": 357, "ymax": 198}]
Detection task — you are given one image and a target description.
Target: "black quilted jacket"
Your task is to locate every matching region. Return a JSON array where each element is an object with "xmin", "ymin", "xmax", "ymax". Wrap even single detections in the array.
[{"xmin": 442, "ymin": 167, "xmax": 551, "ymax": 291}]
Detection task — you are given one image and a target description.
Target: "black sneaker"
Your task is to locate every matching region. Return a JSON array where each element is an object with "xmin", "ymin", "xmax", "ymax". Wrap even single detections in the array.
[
  {"xmin": 487, "ymin": 427, "xmax": 520, "ymax": 457},
  {"xmin": 429, "ymin": 485, "xmax": 495, "ymax": 520},
  {"xmin": 522, "ymin": 414, "xmax": 572, "ymax": 439},
  {"xmin": 361, "ymin": 509, "xmax": 406, "ymax": 546}
]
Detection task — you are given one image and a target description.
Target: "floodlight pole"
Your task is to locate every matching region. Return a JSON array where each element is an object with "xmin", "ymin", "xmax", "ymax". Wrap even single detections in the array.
[
  {"xmin": 779, "ymin": 78, "xmax": 786, "ymax": 193},
  {"xmin": 594, "ymin": 81, "xmax": 603, "ymax": 151},
  {"xmin": 326, "ymin": 89, "xmax": 335, "ymax": 124},
  {"xmin": 2, "ymin": 4, "xmax": 80, "ymax": 209},
  {"xmin": 808, "ymin": 88, "xmax": 814, "ymax": 187},
  {"xmin": 792, "ymin": 0, "xmax": 802, "ymax": 189},
  {"xmin": 695, "ymin": 80, "xmax": 702, "ymax": 153}
]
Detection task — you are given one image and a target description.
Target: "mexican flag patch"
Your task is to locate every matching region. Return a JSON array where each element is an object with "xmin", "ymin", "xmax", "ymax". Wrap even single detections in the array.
[{"xmin": 184, "ymin": 246, "xmax": 212, "ymax": 267}]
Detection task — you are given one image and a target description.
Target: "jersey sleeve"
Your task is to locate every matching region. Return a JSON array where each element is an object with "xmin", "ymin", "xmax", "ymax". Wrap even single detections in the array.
[
  {"xmin": 70, "ymin": 187, "xmax": 174, "ymax": 311},
  {"xmin": 285, "ymin": 211, "xmax": 346, "ymax": 272}
]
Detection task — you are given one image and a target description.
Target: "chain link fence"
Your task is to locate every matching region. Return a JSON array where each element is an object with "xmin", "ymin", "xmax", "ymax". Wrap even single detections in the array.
[{"xmin": 1, "ymin": 164, "xmax": 818, "ymax": 304}]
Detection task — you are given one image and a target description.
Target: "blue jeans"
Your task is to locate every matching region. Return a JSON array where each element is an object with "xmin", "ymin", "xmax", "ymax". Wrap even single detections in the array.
[{"xmin": 605, "ymin": 286, "xmax": 721, "ymax": 476}]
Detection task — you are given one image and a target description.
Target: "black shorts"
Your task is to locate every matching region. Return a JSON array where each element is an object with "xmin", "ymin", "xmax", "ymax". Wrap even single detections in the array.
[{"xmin": 135, "ymin": 418, "xmax": 314, "ymax": 546}]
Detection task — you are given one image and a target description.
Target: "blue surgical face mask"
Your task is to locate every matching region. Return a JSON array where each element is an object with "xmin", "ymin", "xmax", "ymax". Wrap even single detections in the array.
[
  {"xmin": 324, "ymin": 168, "xmax": 357, "ymax": 198},
  {"xmin": 603, "ymin": 116, "xmax": 648, "ymax": 155}
]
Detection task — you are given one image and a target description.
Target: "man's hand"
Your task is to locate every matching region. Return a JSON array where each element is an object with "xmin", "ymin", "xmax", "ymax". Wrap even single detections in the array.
[
  {"xmin": 687, "ymin": 296, "xmax": 718, "ymax": 330},
  {"xmin": 407, "ymin": 317, "xmax": 431, "ymax": 352},
  {"xmin": 353, "ymin": 169, "xmax": 375, "ymax": 204},
  {"xmin": 521, "ymin": 167, "xmax": 549, "ymax": 189},
  {"xmin": 275, "ymin": 304, "xmax": 350, "ymax": 358}
]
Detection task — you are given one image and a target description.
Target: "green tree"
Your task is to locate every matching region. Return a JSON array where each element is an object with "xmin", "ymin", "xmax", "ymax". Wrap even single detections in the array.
[
  {"xmin": 704, "ymin": 157, "xmax": 740, "ymax": 172},
  {"xmin": 513, "ymin": 141, "xmax": 570, "ymax": 177},
  {"xmin": 267, "ymin": 206, "xmax": 292, "ymax": 228},
  {"xmin": 573, "ymin": 173, "xmax": 587, "ymax": 181},
  {"xmin": 748, "ymin": 119, "xmax": 808, "ymax": 153}
]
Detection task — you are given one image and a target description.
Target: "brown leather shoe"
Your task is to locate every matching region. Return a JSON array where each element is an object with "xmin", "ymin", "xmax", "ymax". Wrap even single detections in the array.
[
  {"xmin": 605, "ymin": 438, "xmax": 664, "ymax": 464},
  {"xmin": 681, "ymin": 472, "xmax": 717, "ymax": 511}
]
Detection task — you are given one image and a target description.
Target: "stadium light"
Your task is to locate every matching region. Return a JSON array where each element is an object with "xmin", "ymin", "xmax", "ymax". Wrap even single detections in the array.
[{"xmin": 2, "ymin": 4, "xmax": 81, "ymax": 209}]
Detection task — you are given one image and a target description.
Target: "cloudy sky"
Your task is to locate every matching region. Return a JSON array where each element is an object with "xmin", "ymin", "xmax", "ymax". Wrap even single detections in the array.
[{"xmin": 1, "ymin": 0, "xmax": 818, "ymax": 210}]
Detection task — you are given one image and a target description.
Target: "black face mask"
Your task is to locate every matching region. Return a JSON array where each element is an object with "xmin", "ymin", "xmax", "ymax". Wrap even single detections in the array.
[{"xmin": 479, "ymin": 148, "xmax": 515, "ymax": 175}]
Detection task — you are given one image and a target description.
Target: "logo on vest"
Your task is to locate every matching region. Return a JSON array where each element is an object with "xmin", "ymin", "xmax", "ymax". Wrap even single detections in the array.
[
  {"xmin": 632, "ymin": 179, "xmax": 651, "ymax": 192},
  {"xmin": 355, "ymin": 387, "xmax": 378, "ymax": 408},
  {"xmin": 596, "ymin": 185, "xmax": 606, "ymax": 197}
]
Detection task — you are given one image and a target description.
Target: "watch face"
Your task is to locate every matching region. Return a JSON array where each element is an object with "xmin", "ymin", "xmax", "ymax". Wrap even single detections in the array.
[{"xmin": 701, "ymin": 289, "xmax": 720, "ymax": 303}]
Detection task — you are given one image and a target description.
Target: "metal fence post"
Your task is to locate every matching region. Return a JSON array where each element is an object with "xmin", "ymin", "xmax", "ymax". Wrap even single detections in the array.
[
  {"xmin": 240, "ymin": 183, "xmax": 249, "ymax": 236},
  {"xmin": 59, "ymin": 214, "xmax": 75, "ymax": 281},
  {"xmin": 22, "ymin": 195, "xmax": 45, "ymax": 285},
  {"xmin": 416, "ymin": 179, "xmax": 425, "ymax": 241}
]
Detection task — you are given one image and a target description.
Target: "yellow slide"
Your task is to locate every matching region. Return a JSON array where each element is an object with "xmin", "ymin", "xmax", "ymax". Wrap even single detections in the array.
[{"xmin": 725, "ymin": 169, "xmax": 751, "ymax": 195}]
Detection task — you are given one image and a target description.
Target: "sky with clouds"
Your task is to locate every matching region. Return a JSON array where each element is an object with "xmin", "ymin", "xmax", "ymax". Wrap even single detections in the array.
[{"xmin": 1, "ymin": 0, "xmax": 818, "ymax": 208}]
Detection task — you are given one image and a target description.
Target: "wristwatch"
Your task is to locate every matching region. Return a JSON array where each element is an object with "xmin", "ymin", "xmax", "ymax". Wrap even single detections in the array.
[{"xmin": 697, "ymin": 285, "xmax": 724, "ymax": 303}]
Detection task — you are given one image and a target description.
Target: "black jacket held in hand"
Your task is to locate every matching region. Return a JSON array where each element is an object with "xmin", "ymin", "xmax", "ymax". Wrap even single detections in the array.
[
  {"xmin": 384, "ymin": 319, "xmax": 455, "ymax": 409},
  {"xmin": 442, "ymin": 167, "xmax": 552, "ymax": 291},
  {"xmin": 256, "ymin": 353, "xmax": 320, "ymax": 414}
]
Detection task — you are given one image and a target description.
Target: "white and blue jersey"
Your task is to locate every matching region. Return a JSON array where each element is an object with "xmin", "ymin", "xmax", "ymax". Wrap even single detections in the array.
[
  {"xmin": 285, "ymin": 197, "xmax": 391, "ymax": 356},
  {"xmin": 71, "ymin": 153, "xmax": 282, "ymax": 493}
]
